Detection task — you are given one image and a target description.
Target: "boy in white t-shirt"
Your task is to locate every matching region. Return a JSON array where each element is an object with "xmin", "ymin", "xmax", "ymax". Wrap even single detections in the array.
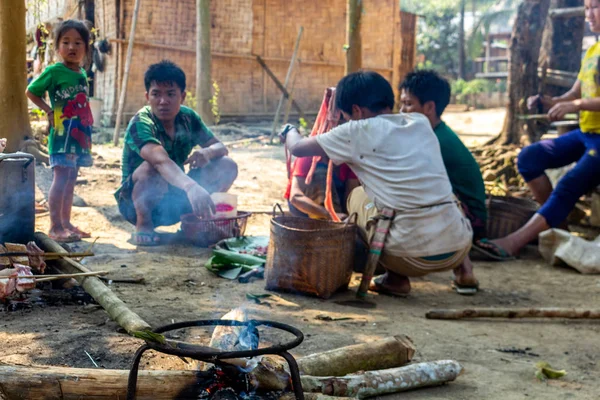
[{"xmin": 281, "ymin": 71, "xmax": 478, "ymax": 296}]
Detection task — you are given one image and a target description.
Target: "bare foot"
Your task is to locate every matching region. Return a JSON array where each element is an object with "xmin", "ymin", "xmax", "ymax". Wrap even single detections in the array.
[
  {"xmin": 49, "ymin": 228, "xmax": 81, "ymax": 243},
  {"xmin": 65, "ymin": 224, "xmax": 91, "ymax": 238},
  {"xmin": 369, "ymin": 272, "xmax": 411, "ymax": 296},
  {"xmin": 453, "ymin": 265, "xmax": 478, "ymax": 287}
]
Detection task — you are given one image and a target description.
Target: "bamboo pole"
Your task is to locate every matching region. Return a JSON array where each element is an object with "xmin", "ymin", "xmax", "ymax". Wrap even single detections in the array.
[
  {"xmin": 112, "ymin": 0, "xmax": 142, "ymax": 146},
  {"xmin": 0, "ymin": 251, "xmax": 94, "ymax": 259},
  {"xmin": 345, "ymin": 0, "xmax": 363, "ymax": 75},
  {"xmin": 108, "ymin": 38, "xmax": 395, "ymax": 72},
  {"xmin": 301, "ymin": 360, "xmax": 463, "ymax": 399},
  {"xmin": 426, "ymin": 308, "xmax": 600, "ymax": 320},
  {"xmin": 196, "ymin": 0, "xmax": 214, "ymax": 124},
  {"xmin": 282, "ymin": 69, "xmax": 298, "ymax": 125},
  {"xmin": 255, "ymin": 55, "xmax": 306, "ymax": 118},
  {"xmin": 270, "ymin": 27, "xmax": 304, "ymax": 144},
  {"xmin": 34, "ymin": 232, "xmax": 151, "ymax": 333}
]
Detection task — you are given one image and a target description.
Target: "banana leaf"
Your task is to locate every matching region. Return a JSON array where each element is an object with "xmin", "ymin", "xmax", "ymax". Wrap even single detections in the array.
[
  {"xmin": 216, "ymin": 236, "xmax": 269, "ymax": 259},
  {"xmin": 205, "ymin": 249, "xmax": 265, "ymax": 279}
]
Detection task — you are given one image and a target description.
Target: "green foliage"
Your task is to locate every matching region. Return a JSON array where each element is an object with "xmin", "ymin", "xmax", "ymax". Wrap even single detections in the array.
[
  {"xmin": 185, "ymin": 82, "xmax": 220, "ymax": 125},
  {"xmin": 402, "ymin": 0, "xmax": 518, "ymax": 78},
  {"xmin": 299, "ymin": 117, "xmax": 308, "ymax": 130},
  {"xmin": 210, "ymin": 81, "xmax": 221, "ymax": 125},
  {"xmin": 30, "ymin": 108, "xmax": 47, "ymax": 120},
  {"xmin": 452, "ymin": 78, "xmax": 497, "ymax": 104},
  {"xmin": 184, "ymin": 90, "xmax": 198, "ymax": 111}
]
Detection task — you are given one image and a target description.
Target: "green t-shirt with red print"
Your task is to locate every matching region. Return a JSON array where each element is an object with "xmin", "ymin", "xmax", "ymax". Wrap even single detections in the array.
[{"xmin": 27, "ymin": 63, "xmax": 93, "ymax": 155}]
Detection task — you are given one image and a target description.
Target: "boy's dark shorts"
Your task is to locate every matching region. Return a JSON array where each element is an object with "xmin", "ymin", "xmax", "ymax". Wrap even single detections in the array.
[{"xmin": 116, "ymin": 175, "xmax": 193, "ymax": 227}]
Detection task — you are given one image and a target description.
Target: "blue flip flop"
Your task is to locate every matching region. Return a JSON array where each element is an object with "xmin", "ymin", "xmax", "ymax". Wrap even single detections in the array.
[{"xmin": 471, "ymin": 238, "xmax": 515, "ymax": 261}]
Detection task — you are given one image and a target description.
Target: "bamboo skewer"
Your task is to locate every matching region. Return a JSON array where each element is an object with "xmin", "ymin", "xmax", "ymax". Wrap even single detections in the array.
[
  {"xmin": 30, "ymin": 271, "xmax": 109, "ymax": 281},
  {"xmin": 426, "ymin": 308, "xmax": 600, "ymax": 320},
  {"xmin": 0, "ymin": 251, "xmax": 94, "ymax": 259}
]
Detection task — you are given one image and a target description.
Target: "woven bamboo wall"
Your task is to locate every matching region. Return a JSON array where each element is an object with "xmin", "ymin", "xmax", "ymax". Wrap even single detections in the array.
[{"xmin": 93, "ymin": 0, "xmax": 417, "ymax": 124}]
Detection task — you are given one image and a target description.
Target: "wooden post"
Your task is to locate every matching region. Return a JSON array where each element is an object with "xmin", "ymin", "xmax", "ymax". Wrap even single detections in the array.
[
  {"xmin": 196, "ymin": 0, "xmax": 214, "ymax": 125},
  {"xmin": 484, "ymin": 34, "xmax": 491, "ymax": 74},
  {"xmin": 345, "ymin": 0, "xmax": 362, "ymax": 75},
  {"xmin": 269, "ymin": 26, "xmax": 303, "ymax": 143},
  {"xmin": 112, "ymin": 0, "xmax": 141, "ymax": 146},
  {"xmin": 0, "ymin": 0, "xmax": 32, "ymax": 152},
  {"xmin": 34, "ymin": 232, "xmax": 152, "ymax": 334},
  {"xmin": 458, "ymin": 0, "xmax": 466, "ymax": 79}
]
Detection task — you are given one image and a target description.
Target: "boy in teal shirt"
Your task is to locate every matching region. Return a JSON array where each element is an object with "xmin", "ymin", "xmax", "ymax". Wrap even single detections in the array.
[{"xmin": 400, "ymin": 70, "xmax": 505, "ymax": 289}]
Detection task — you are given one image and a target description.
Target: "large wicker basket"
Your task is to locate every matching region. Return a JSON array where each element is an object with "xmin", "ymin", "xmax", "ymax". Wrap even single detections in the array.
[
  {"xmin": 265, "ymin": 216, "xmax": 357, "ymax": 299},
  {"xmin": 486, "ymin": 196, "xmax": 539, "ymax": 239}
]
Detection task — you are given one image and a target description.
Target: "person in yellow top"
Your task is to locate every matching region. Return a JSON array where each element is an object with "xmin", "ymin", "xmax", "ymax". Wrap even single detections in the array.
[{"xmin": 491, "ymin": 0, "xmax": 600, "ymax": 258}]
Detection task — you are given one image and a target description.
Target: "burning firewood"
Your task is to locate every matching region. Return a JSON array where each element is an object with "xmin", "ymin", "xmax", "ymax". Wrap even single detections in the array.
[
  {"xmin": 300, "ymin": 360, "xmax": 463, "ymax": 399},
  {"xmin": 208, "ymin": 308, "xmax": 259, "ymax": 352}
]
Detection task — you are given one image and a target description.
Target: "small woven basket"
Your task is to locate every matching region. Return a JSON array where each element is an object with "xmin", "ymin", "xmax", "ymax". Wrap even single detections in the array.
[
  {"xmin": 265, "ymin": 211, "xmax": 357, "ymax": 299},
  {"xmin": 181, "ymin": 212, "xmax": 251, "ymax": 247},
  {"xmin": 486, "ymin": 196, "xmax": 539, "ymax": 239}
]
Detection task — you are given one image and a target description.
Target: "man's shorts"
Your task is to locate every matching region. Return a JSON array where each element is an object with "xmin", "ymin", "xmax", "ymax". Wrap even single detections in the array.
[
  {"xmin": 116, "ymin": 175, "xmax": 193, "ymax": 227},
  {"xmin": 50, "ymin": 153, "xmax": 93, "ymax": 169},
  {"xmin": 347, "ymin": 187, "xmax": 470, "ymax": 277}
]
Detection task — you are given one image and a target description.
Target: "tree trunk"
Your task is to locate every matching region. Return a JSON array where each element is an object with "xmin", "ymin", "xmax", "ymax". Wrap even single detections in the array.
[
  {"xmin": 498, "ymin": 0, "xmax": 551, "ymax": 145},
  {"xmin": 539, "ymin": 0, "xmax": 585, "ymax": 96},
  {"xmin": 196, "ymin": 0, "xmax": 214, "ymax": 125},
  {"xmin": 345, "ymin": 0, "xmax": 362, "ymax": 74},
  {"xmin": 458, "ymin": 0, "xmax": 466, "ymax": 80},
  {"xmin": 0, "ymin": 0, "xmax": 32, "ymax": 152}
]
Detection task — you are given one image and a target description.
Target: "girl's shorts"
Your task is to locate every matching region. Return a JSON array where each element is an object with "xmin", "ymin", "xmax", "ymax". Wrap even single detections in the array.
[{"xmin": 49, "ymin": 153, "xmax": 93, "ymax": 169}]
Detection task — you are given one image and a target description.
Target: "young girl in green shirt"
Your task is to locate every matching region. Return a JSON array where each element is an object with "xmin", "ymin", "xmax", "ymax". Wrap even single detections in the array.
[{"xmin": 27, "ymin": 20, "xmax": 94, "ymax": 243}]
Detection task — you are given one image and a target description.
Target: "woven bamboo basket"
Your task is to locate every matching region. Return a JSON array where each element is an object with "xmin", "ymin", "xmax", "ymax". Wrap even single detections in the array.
[
  {"xmin": 265, "ymin": 215, "xmax": 357, "ymax": 299},
  {"xmin": 486, "ymin": 196, "xmax": 539, "ymax": 239}
]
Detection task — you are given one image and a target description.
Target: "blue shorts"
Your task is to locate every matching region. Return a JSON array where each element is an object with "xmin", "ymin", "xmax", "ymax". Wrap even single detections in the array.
[
  {"xmin": 517, "ymin": 129, "xmax": 600, "ymax": 227},
  {"xmin": 49, "ymin": 153, "xmax": 93, "ymax": 169}
]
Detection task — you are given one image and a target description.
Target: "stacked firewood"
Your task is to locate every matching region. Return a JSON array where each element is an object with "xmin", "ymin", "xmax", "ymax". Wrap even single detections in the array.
[{"xmin": 471, "ymin": 144, "xmax": 531, "ymax": 198}]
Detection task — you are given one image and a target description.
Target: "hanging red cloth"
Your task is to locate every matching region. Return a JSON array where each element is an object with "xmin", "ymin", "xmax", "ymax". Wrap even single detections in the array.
[{"xmin": 285, "ymin": 88, "xmax": 343, "ymax": 222}]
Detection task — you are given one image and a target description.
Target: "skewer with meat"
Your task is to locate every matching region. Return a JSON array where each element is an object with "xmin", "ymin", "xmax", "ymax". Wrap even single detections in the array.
[
  {"xmin": 0, "ymin": 264, "xmax": 36, "ymax": 300},
  {"xmin": 0, "ymin": 268, "xmax": 18, "ymax": 299},
  {"xmin": 0, "ymin": 242, "xmax": 47, "ymax": 273},
  {"xmin": 26, "ymin": 241, "xmax": 46, "ymax": 273}
]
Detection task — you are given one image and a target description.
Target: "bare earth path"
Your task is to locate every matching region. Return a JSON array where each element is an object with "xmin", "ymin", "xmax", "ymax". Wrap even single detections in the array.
[{"xmin": 2, "ymin": 109, "xmax": 599, "ymax": 399}]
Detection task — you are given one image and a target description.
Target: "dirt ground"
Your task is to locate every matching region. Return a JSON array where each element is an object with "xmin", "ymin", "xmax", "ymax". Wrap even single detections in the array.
[{"xmin": 2, "ymin": 109, "xmax": 599, "ymax": 399}]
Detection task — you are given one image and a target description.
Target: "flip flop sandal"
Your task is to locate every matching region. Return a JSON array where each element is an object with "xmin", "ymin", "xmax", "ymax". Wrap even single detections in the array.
[
  {"xmin": 132, "ymin": 232, "xmax": 161, "ymax": 247},
  {"xmin": 368, "ymin": 276, "xmax": 410, "ymax": 298},
  {"xmin": 471, "ymin": 238, "xmax": 516, "ymax": 261},
  {"xmin": 49, "ymin": 232, "xmax": 81, "ymax": 243},
  {"xmin": 451, "ymin": 279, "xmax": 479, "ymax": 296}
]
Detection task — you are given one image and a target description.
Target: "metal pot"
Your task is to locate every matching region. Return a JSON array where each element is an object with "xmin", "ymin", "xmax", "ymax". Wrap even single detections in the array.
[{"xmin": 0, "ymin": 153, "xmax": 35, "ymax": 244}]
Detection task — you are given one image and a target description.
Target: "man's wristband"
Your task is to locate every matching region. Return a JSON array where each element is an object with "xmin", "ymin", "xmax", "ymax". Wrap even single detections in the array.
[{"xmin": 280, "ymin": 124, "xmax": 296, "ymax": 139}]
